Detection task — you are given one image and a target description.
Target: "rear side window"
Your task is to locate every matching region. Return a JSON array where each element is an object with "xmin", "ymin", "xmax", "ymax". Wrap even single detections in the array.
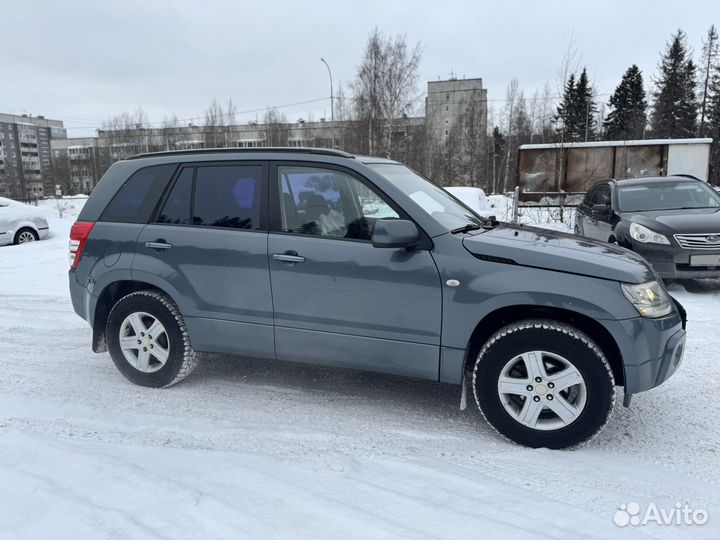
[
  {"xmin": 193, "ymin": 165, "xmax": 263, "ymax": 229},
  {"xmin": 157, "ymin": 168, "xmax": 193, "ymax": 224},
  {"xmin": 101, "ymin": 164, "xmax": 176, "ymax": 223}
]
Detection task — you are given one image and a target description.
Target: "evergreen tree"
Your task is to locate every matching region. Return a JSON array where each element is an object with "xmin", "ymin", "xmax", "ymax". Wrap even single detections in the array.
[
  {"xmin": 650, "ymin": 30, "xmax": 698, "ymax": 138},
  {"xmin": 604, "ymin": 65, "xmax": 648, "ymax": 140},
  {"xmin": 699, "ymin": 25, "xmax": 719, "ymax": 136},
  {"xmin": 706, "ymin": 55, "xmax": 720, "ymax": 184},
  {"xmin": 575, "ymin": 68, "xmax": 598, "ymax": 141},
  {"xmin": 556, "ymin": 68, "xmax": 597, "ymax": 141},
  {"xmin": 556, "ymin": 73, "xmax": 576, "ymax": 140}
]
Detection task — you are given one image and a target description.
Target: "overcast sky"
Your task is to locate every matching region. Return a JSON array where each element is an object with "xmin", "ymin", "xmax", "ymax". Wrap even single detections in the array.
[{"xmin": 2, "ymin": 0, "xmax": 716, "ymax": 137}]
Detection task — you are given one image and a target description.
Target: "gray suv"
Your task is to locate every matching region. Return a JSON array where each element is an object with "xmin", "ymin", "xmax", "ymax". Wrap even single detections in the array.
[{"xmin": 69, "ymin": 149, "xmax": 687, "ymax": 449}]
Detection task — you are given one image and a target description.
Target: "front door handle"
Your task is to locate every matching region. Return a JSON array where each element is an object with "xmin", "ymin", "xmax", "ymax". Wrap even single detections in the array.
[
  {"xmin": 145, "ymin": 241, "xmax": 173, "ymax": 250},
  {"xmin": 273, "ymin": 252, "xmax": 305, "ymax": 263}
]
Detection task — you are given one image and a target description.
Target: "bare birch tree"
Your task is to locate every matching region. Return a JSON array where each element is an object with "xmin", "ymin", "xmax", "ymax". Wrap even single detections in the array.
[
  {"xmin": 101, "ymin": 108, "xmax": 150, "ymax": 160},
  {"xmin": 263, "ymin": 108, "xmax": 289, "ymax": 146},
  {"xmin": 352, "ymin": 28, "xmax": 422, "ymax": 156}
]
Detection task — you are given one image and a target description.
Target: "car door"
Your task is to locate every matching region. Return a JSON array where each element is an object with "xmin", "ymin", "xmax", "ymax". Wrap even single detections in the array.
[
  {"xmin": 578, "ymin": 186, "xmax": 599, "ymax": 239},
  {"xmin": 0, "ymin": 201, "xmax": 11, "ymax": 245},
  {"xmin": 267, "ymin": 162, "xmax": 443, "ymax": 380},
  {"xmin": 133, "ymin": 161, "xmax": 275, "ymax": 360},
  {"xmin": 593, "ymin": 184, "xmax": 614, "ymax": 241}
]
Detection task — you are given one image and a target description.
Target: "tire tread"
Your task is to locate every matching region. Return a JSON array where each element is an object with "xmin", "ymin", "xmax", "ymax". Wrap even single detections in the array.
[
  {"xmin": 471, "ymin": 319, "xmax": 616, "ymax": 449},
  {"xmin": 107, "ymin": 289, "xmax": 199, "ymax": 387}
]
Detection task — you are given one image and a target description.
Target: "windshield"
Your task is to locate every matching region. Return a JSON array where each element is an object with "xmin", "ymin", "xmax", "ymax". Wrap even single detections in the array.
[
  {"xmin": 368, "ymin": 163, "xmax": 484, "ymax": 230},
  {"xmin": 617, "ymin": 181, "xmax": 720, "ymax": 212}
]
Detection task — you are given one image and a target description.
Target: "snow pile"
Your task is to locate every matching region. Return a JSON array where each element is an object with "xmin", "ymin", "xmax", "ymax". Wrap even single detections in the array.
[
  {"xmin": 0, "ymin": 199, "xmax": 718, "ymax": 539},
  {"xmin": 487, "ymin": 194, "xmax": 575, "ymax": 233}
]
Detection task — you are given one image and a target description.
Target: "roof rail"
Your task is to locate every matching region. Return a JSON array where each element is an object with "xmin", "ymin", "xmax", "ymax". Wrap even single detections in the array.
[{"xmin": 128, "ymin": 147, "xmax": 355, "ymax": 160}]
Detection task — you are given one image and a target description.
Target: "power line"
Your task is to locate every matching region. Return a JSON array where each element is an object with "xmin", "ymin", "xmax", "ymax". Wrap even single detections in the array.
[
  {"xmin": 59, "ymin": 92, "xmax": 615, "ymax": 131},
  {"xmin": 63, "ymin": 97, "xmax": 332, "ymax": 130}
]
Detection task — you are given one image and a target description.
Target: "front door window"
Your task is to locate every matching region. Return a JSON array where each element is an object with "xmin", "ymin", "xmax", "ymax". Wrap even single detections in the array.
[{"xmin": 278, "ymin": 166, "xmax": 398, "ymax": 240}]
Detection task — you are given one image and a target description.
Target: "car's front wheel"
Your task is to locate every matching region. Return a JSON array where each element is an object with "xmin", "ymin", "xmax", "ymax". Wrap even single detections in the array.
[
  {"xmin": 472, "ymin": 319, "xmax": 615, "ymax": 449},
  {"xmin": 106, "ymin": 290, "xmax": 199, "ymax": 388}
]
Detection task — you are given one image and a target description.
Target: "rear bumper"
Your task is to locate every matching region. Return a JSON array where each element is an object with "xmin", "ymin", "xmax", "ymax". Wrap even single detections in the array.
[
  {"xmin": 68, "ymin": 270, "xmax": 88, "ymax": 322},
  {"xmin": 38, "ymin": 227, "xmax": 49, "ymax": 240},
  {"xmin": 602, "ymin": 299, "xmax": 686, "ymax": 395},
  {"xmin": 631, "ymin": 241, "xmax": 720, "ymax": 279}
]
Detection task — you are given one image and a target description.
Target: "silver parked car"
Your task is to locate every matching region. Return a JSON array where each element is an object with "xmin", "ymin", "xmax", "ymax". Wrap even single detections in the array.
[{"xmin": 0, "ymin": 197, "xmax": 49, "ymax": 246}]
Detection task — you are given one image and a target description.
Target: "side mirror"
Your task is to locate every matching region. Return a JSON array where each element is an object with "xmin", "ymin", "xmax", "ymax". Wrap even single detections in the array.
[
  {"xmin": 591, "ymin": 204, "xmax": 611, "ymax": 218},
  {"xmin": 372, "ymin": 219, "xmax": 420, "ymax": 249}
]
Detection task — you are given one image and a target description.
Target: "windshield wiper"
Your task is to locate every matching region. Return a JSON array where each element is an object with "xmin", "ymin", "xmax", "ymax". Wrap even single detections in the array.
[
  {"xmin": 451, "ymin": 223, "xmax": 484, "ymax": 234},
  {"xmin": 662, "ymin": 206, "xmax": 716, "ymax": 210}
]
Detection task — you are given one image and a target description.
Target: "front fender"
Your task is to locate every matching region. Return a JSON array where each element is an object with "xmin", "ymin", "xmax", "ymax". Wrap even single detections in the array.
[{"xmin": 431, "ymin": 234, "xmax": 638, "ymax": 352}]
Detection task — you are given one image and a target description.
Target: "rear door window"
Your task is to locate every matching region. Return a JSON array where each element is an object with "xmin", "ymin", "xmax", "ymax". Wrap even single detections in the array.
[
  {"xmin": 157, "ymin": 168, "xmax": 193, "ymax": 224},
  {"xmin": 101, "ymin": 164, "xmax": 177, "ymax": 223},
  {"xmin": 193, "ymin": 165, "xmax": 264, "ymax": 229}
]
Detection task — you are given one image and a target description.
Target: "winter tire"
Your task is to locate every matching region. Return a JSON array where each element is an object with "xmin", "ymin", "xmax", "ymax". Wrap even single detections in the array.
[
  {"xmin": 14, "ymin": 227, "xmax": 38, "ymax": 244},
  {"xmin": 472, "ymin": 319, "xmax": 615, "ymax": 449},
  {"xmin": 106, "ymin": 290, "xmax": 199, "ymax": 388}
]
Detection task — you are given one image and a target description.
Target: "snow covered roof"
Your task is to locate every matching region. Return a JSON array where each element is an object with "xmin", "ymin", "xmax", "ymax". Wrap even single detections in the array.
[{"xmin": 519, "ymin": 138, "xmax": 713, "ymax": 150}]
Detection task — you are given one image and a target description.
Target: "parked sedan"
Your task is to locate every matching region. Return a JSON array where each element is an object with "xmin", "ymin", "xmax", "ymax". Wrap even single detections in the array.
[
  {"xmin": 0, "ymin": 197, "xmax": 49, "ymax": 246},
  {"xmin": 575, "ymin": 176, "xmax": 720, "ymax": 279}
]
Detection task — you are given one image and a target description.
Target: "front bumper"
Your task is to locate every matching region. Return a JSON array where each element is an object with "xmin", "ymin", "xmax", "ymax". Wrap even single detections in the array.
[
  {"xmin": 631, "ymin": 241, "xmax": 720, "ymax": 279},
  {"xmin": 602, "ymin": 297, "xmax": 686, "ymax": 395}
]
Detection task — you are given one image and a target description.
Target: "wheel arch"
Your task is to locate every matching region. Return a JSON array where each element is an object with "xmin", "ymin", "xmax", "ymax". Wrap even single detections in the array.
[
  {"xmin": 463, "ymin": 305, "xmax": 625, "ymax": 386},
  {"xmin": 13, "ymin": 223, "xmax": 40, "ymax": 243},
  {"xmin": 91, "ymin": 280, "xmax": 177, "ymax": 353}
]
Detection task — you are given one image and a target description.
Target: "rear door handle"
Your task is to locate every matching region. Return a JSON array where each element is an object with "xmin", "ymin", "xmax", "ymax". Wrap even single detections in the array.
[
  {"xmin": 273, "ymin": 252, "xmax": 305, "ymax": 263},
  {"xmin": 145, "ymin": 241, "xmax": 173, "ymax": 250}
]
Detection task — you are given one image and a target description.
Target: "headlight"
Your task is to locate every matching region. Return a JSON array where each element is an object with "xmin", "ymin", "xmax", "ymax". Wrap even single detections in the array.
[
  {"xmin": 621, "ymin": 280, "xmax": 673, "ymax": 318},
  {"xmin": 629, "ymin": 222, "xmax": 670, "ymax": 245}
]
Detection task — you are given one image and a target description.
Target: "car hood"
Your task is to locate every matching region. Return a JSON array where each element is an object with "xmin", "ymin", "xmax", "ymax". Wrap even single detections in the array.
[
  {"xmin": 462, "ymin": 223, "xmax": 656, "ymax": 283},
  {"xmin": 624, "ymin": 208, "xmax": 720, "ymax": 235}
]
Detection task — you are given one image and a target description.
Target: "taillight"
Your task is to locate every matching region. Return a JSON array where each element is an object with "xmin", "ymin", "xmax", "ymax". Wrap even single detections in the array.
[{"xmin": 69, "ymin": 221, "xmax": 95, "ymax": 269}]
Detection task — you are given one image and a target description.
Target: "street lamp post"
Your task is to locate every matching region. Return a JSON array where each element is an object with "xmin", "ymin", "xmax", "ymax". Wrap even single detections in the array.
[{"xmin": 320, "ymin": 58, "xmax": 334, "ymax": 123}]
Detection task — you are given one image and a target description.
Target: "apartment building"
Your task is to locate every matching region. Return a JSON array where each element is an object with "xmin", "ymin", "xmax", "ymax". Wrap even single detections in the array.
[
  {"xmin": 0, "ymin": 113, "xmax": 66, "ymax": 198},
  {"xmin": 50, "ymin": 137, "xmax": 110, "ymax": 194}
]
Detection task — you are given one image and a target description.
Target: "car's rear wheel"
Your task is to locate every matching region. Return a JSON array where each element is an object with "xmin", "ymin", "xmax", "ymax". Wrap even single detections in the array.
[
  {"xmin": 472, "ymin": 319, "xmax": 615, "ymax": 449},
  {"xmin": 106, "ymin": 290, "xmax": 199, "ymax": 387},
  {"xmin": 14, "ymin": 228, "xmax": 38, "ymax": 244}
]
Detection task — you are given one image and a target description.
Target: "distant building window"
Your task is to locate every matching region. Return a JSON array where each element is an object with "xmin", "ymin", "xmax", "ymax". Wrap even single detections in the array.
[{"xmin": 446, "ymin": 94, "xmax": 449, "ymax": 100}]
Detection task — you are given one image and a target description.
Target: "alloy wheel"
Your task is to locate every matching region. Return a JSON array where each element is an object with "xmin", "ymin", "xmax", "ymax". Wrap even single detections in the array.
[
  {"xmin": 118, "ymin": 311, "xmax": 170, "ymax": 373},
  {"xmin": 497, "ymin": 350, "xmax": 587, "ymax": 431}
]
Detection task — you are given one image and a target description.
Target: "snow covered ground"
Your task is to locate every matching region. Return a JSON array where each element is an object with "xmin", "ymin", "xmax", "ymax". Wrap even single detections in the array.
[{"xmin": 1, "ymin": 198, "xmax": 719, "ymax": 539}]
